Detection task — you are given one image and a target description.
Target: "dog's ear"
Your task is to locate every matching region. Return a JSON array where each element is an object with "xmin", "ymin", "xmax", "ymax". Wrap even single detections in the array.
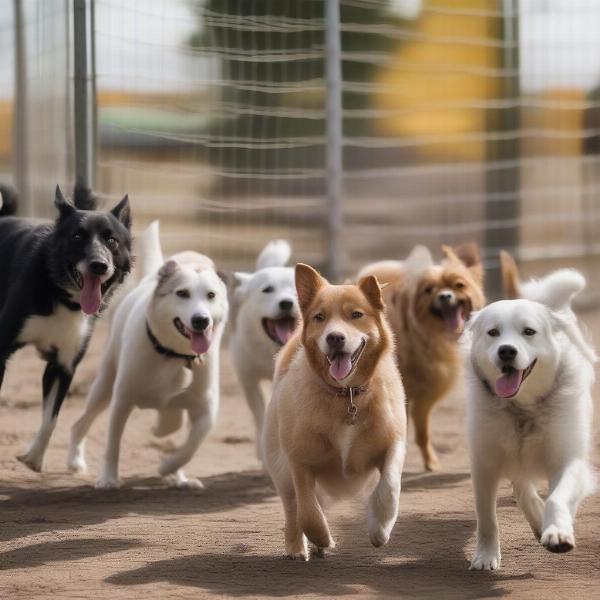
[
  {"xmin": 404, "ymin": 245, "xmax": 434, "ymax": 276},
  {"xmin": 110, "ymin": 194, "xmax": 131, "ymax": 229},
  {"xmin": 295, "ymin": 263, "xmax": 325, "ymax": 314},
  {"xmin": 54, "ymin": 184, "xmax": 75, "ymax": 219},
  {"xmin": 499, "ymin": 250, "xmax": 520, "ymax": 299},
  {"xmin": 358, "ymin": 275, "xmax": 385, "ymax": 311},
  {"xmin": 216, "ymin": 270, "xmax": 229, "ymax": 286},
  {"xmin": 156, "ymin": 259, "xmax": 179, "ymax": 293},
  {"xmin": 443, "ymin": 242, "xmax": 484, "ymax": 284}
]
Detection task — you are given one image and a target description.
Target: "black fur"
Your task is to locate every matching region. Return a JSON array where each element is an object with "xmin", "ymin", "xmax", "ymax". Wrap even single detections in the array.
[
  {"xmin": 0, "ymin": 184, "xmax": 132, "ymax": 470},
  {"xmin": 0, "ymin": 184, "xmax": 18, "ymax": 216}
]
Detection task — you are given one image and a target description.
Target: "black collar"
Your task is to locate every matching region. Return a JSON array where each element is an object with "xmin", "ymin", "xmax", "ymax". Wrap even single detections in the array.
[{"xmin": 146, "ymin": 321, "xmax": 199, "ymax": 368}]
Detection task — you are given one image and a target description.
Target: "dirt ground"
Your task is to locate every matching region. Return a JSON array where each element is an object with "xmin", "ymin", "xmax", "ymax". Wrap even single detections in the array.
[{"xmin": 1, "ymin": 314, "xmax": 599, "ymax": 600}]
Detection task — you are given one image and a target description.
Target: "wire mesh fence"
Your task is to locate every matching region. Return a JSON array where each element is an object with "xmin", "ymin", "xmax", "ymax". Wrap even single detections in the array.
[{"xmin": 3, "ymin": 0, "xmax": 600, "ymax": 298}]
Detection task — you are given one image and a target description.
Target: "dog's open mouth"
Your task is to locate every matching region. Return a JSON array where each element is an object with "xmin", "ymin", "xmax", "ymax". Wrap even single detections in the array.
[
  {"xmin": 495, "ymin": 359, "xmax": 537, "ymax": 399},
  {"xmin": 262, "ymin": 316, "xmax": 296, "ymax": 346},
  {"xmin": 69, "ymin": 266, "xmax": 105, "ymax": 315},
  {"xmin": 432, "ymin": 302, "xmax": 466, "ymax": 334},
  {"xmin": 173, "ymin": 317, "xmax": 213, "ymax": 355},
  {"xmin": 326, "ymin": 338, "xmax": 366, "ymax": 382}
]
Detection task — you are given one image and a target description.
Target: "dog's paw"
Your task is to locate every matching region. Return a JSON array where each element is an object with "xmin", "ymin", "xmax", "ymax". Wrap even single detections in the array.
[
  {"xmin": 17, "ymin": 451, "xmax": 43, "ymax": 473},
  {"xmin": 95, "ymin": 475, "xmax": 121, "ymax": 490},
  {"xmin": 165, "ymin": 474, "xmax": 204, "ymax": 490},
  {"xmin": 470, "ymin": 546, "xmax": 501, "ymax": 571},
  {"xmin": 310, "ymin": 545, "xmax": 327, "ymax": 559},
  {"xmin": 66, "ymin": 452, "xmax": 87, "ymax": 474},
  {"xmin": 286, "ymin": 551, "xmax": 309, "ymax": 562},
  {"xmin": 425, "ymin": 454, "xmax": 441, "ymax": 472},
  {"xmin": 540, "ymin": 525, "xmax": 575, "ymax": 553},
  {"xmin": 369, "ymin": 524, "xmax": 391, "ymax": 548}
]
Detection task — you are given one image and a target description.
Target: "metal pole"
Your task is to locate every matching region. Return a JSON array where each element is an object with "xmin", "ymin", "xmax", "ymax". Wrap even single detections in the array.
[
  {"xmin": 484, "ymin": 0, "xmax": 520, "ymax": 298},
  {"xmin": 73, "ymin": 0, "xmax": 91, "ymax": 187},
  {"xmin": 13, "ymin": 0, "xmax": 31, "ymax": 215},
  {"xmin": 325, "ymin": 0, "xmax": 343, "ymax": 281}
]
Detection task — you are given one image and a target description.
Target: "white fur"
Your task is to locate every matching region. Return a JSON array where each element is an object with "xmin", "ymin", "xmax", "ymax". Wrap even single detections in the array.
[
  {"xmin": 465, "ymin": 269, "xmax": 596, "ymax": 570},
  {"xmin": 67, "ymin": 221, "xmax": 228, "ymax": 489},
  {"xmin": 229, "ymin": 240, "xmax": 298, "ymax": 459}
]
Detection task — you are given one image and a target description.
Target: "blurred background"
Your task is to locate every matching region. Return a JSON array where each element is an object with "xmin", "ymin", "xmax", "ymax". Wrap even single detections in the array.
[{"xmin": 2, "ymin": 0, "xmax": 600, "ymax": 298}]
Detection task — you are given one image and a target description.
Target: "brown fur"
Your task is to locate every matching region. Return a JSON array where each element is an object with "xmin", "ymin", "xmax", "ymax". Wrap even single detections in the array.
[
  {"xmin": 359, "ymin": 244, "xmax": 485, "ymax": 471},
  {"xmin": 500, "ymin": 249, "xmax": 521, "ymax": 299},
  {"xmin": 263, "ymin": 264, "xmax": 406, "ymax": 560}
]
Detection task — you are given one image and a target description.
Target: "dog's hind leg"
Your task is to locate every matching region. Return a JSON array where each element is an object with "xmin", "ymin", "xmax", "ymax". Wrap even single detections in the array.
[
  {"xmin": 152, "ymin": 408, "xmax": 184, "ymax": 438},
  {"xmin": 68, "ymin": 354, "xmax": 117, "ymax": 473},
  {"xmin": 17, "ymin": 360, "xmax": 73, "ymax": 472},
  {"xmin": 240, "ymin": 373, "xmax": 266, "ymax": 461},
  {"xmin": 513, "ymin": 480, "xmax": 544, "ymax": 540},
  {"xmin": 158, "ymin": 402, "xmax": 216, "ymax": 487},
  {"xmin": 411, "ymin": 398, "xmax": 440, "ymax": 472}
]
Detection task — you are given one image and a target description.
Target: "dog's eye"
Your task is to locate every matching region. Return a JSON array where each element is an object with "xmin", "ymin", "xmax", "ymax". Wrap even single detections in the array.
[
  {"xmin": 487, "ymin": 328, "xmax": 500, "ymax": 337},
  {"xmin": 176, "ymin": 289, "xmax": 190, "ymax": 299},
  {"xmin": 106, "ymin": 236, "xmax": 118, "ymax": 249},
  {"xmin": 207, "ymin": 291, "xmax": 216, "ymax": 300},
  {"xmin": 313, "ymin": 313, "xmax": 325, "ymax": 322},
  {"xmin": 351, "ymin": 310, "xmax": 363, "ymax": 319},
  {"xmin": 523, "ymin": 327, "xmax": 536, "ymax": 337},
  {"xmin": 455, "ymin": 281, "xmax": 465, "ymax": 290},
  {"xmin": 262, "ymin": 286, "xmax": 274, "ymax": 294},
  {"xmin": 424, "ymin": 285, "xmax": 434, "ymax": 294}
]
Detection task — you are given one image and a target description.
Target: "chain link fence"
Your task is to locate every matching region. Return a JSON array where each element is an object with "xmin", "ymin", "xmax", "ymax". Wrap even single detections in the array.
[{"xmin": 3, "ymin": 0, "xmax": 600, "ymax": 298}]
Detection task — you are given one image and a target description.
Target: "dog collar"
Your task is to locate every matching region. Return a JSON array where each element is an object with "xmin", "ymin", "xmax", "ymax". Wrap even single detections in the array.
[
  {"xmin": 145, "ymin": 321, "xmax": 199, "ymax": 369},
  {"xmin": 315, "ymin": 378, "xmax": 370, "ymax": 425}
]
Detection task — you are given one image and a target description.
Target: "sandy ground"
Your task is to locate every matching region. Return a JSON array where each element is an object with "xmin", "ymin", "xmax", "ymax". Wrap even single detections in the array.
[{"xmin": 1, "ymin": 314, "xmax": 599, "ymax": 600}]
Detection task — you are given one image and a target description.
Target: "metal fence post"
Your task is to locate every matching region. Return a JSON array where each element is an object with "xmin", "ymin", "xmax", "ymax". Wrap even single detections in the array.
[
  {"xmin": 485, "ymin": 0, "xmax": 520, "ymax": 298},
  {"xmin": 13, "ymin": 0, "xmax": 31, "ymax": 215},
  {"xmin": 74, "ymin": 0, "xmax": 93, "ymax": 188},
  {"xmin": 325, "ymin": 0, "xmax": 343, "ymax": 281}
]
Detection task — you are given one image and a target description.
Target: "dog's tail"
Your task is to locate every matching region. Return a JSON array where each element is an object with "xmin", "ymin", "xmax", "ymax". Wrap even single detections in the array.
[
  {"xmin": 522, "ymin": 269, "xmax": 597, "ymax": 364},
  {"xmin": 521, "ymin": 269, "xmax": 585, "ymax": 312},
  {"xmin": 0, "ymin": 184, "xmax": 18, "ymax": 217},
  {"xmin": 256, "ymin": 239, "xmax": 291, "ymax": 270},
  {"xmin": 137, "ymin": 220, "xmax": 164, "ymax": 280},
  {"xmin": 73, "ymin": 182, "xmax": 99, "ymax": 210},
  {"xmin": 499, "ymin": 250, "xmax": 521, "ymax": 299}
]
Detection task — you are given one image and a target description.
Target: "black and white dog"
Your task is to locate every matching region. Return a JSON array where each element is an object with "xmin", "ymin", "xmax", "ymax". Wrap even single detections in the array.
[{"xmin": 0, "ymin": 184, "xmax": 132, "ymax": 472}]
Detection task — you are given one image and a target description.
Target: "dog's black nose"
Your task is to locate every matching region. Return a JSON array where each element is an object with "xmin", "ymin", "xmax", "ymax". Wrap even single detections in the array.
[
  {"xmin": 89, "ymin": 260, "xmax": 108, "ymax": 276},
  {"xmin": 191, "ymin": 314, "xmax": 210, "ymax": 331},
  {"xmin": 438, "ymin": 291, "xmax": 454, "ymax": 304},
  {"xmin": 279, "ymin": 299, "xmax": 294, "ymax": 312},
  {"xmin": 498, "ymin": 344, "xmax": 517, "ymax": 362},
  {"xmin": 326, "ymin": 332, "xmax": 345, "ymax": 350}
]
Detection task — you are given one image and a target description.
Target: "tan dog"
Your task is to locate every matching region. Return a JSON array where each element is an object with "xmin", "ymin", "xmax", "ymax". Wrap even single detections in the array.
[
  {"xmin": 359, "ymin": 243, "xmax": 485, "ymax": 471},
  {"xmin": 263, "ymin": 264, "xmax": 406, "ymax": 561}
]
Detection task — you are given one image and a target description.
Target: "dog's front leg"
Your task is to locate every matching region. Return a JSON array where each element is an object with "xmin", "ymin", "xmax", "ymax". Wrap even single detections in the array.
[
  {"xmin": 541, "ymin": 459, "xmax": 592, "ymax": 553},
  {"xmin": 158, "ymin": 403, "xmax": 216, "ymax": 488},
  {"xmin": 240, "ymin": 374, "xmax": 266, "ymax": 461},
  {"xmin": 513, "ymin": 480, "xmax": 544, "ymax": 540},
  {"xmin": 96, "ymin": 400, "xmax": 133, "ymax": 489},
  {"xmin": 470, "ymin": 462, "xmax": 501, "ymax": 570},
  {"xmin": 368, "ymin": 441, "xmax": 405, "ymax": 547},
  {"xmin": 290, "ymin": 462, "xmax": 334, "ymax": 551},
  {"xmin": 17, "ymin": 360, "xmax": 73, "ymax": 472}
]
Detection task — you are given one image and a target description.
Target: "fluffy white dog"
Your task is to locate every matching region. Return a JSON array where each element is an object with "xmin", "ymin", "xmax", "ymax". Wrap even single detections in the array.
[
  {"xmin": 230, "ymin": 240, "xmax": 299, "ymax": 458},
  {"xmin": 67, "ymin": 222, "xmax": 228, "ymax": 489},
  {"xmin": 465, "ymin": 269, "xmax": 596, "ymax": 570}
]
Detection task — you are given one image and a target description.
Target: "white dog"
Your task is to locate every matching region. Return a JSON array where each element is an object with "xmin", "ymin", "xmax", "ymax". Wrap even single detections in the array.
[
  {"xmin": 230, "ymin": 240, "xmax": 299, "ymax": 458},
  {"xmin": 465, "ymin": 269, "xmax": 596, "ymax": 570},
  {"xmin": 67, "ymin": 222, "xmax": 229, "ymax": 489}
]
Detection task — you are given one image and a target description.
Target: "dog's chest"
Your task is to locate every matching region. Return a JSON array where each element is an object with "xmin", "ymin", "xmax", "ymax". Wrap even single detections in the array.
[{"xmin": 18, "ymin": 306, "xmax": 90, "ymax": 367}]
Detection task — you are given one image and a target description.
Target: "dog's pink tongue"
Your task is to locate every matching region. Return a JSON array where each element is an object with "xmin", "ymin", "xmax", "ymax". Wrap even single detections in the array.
[
  {"xmin": 80, "ymin": 274, "xmax": 102, "ymax": 315},
  {"xmin": 495, "ymin": 369, "xmax": 523, "ymax": 398},
  {"xmin": 442, "ymin": 306, "xmax": 464, "ymax": 333},
  {"xmin": 274, "ymin": 320, "xmax": 295, "ymax": 345},
  {"xmin": 190, "ymin": 328, "xmax": 212, "ymax": 355},
  {"xmin": 329, "ymin": 353, "xmax": 353, "ymax": 381}
]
